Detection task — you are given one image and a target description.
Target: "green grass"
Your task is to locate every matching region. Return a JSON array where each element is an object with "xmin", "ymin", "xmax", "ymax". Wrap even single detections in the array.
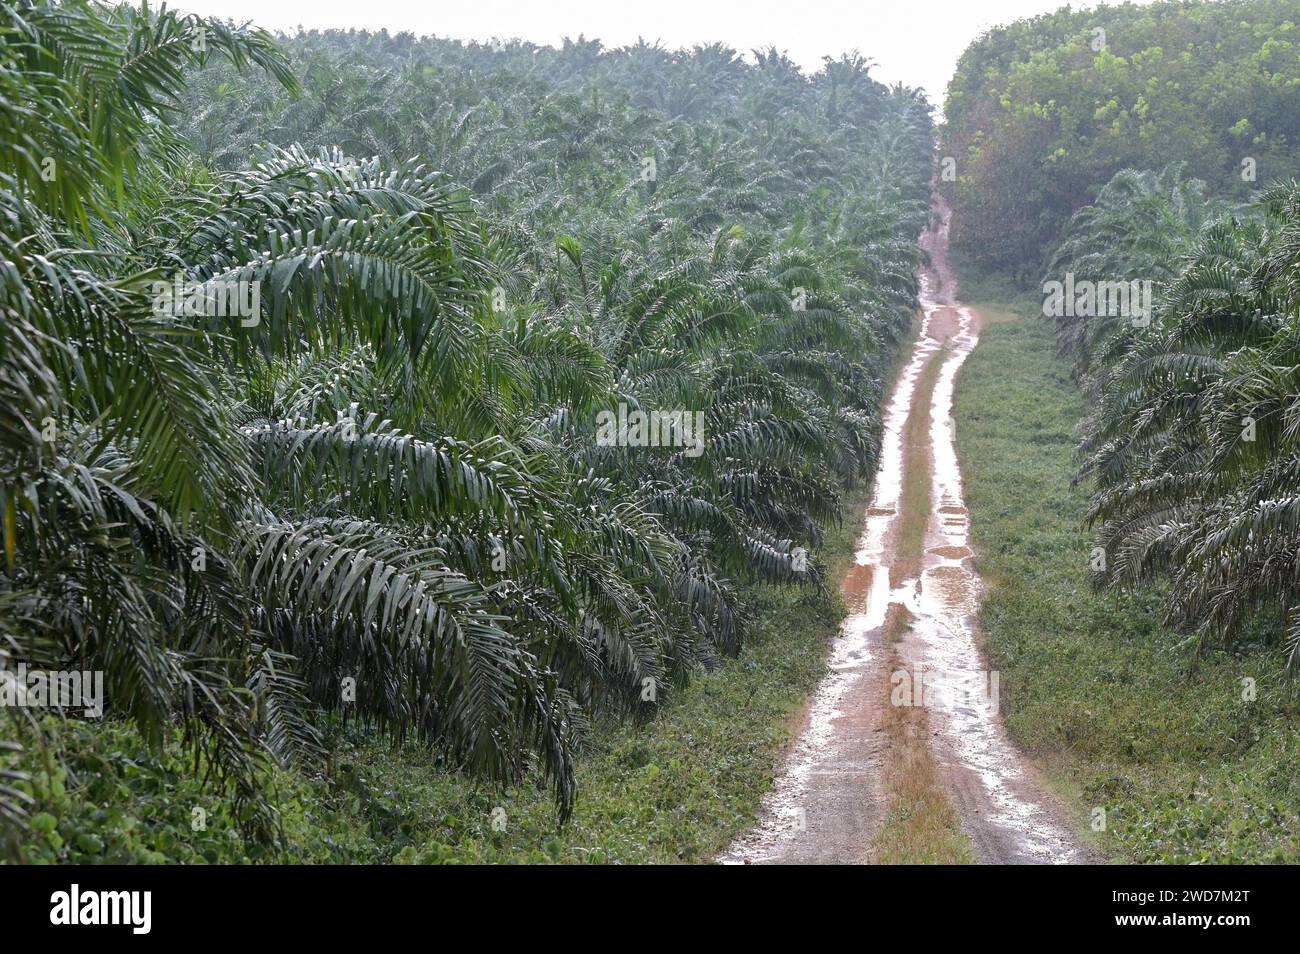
[
  {"xmin": 5, "ymin": 488, "xmax": 868, "ymax": 865},
  {"xmin": 891, "ymin": 346, "xmax": 945, "ymax": 585},
  {"xmin": 953, "ymin": 307, "xmax": 1300, "ymax": 864},
  {"xmin": 320, "ymin": 504, "xmax": 864, "ymax": 864}
]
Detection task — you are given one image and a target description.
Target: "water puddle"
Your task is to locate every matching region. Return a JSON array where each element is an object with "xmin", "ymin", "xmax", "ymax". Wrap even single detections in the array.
[{"xmin": 719, "ymin": 196, "xmax": 1084, "ymax": 865}]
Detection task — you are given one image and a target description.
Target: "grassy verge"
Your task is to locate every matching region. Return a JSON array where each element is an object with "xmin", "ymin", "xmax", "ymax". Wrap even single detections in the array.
[
  {"xmin": 5, "ymin": 486, "xmax": 870, "ymax": 865},
  {"xmin": 952, "ymin": 305, "xmax": 1300, "ymax": 864},
  {"xmin": 891, "ymin": 346, "xmax": 944, "ymax": 586}
]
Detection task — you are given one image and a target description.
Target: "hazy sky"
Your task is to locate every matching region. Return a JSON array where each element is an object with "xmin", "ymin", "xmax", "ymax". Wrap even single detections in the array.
[{"xmin": 178, "ymin": 0, "xmax": 1129, "ymax": 107}]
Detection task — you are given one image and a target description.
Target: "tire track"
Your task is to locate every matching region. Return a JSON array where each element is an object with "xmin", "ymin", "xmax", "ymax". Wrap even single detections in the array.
[{"xmin": 720, "ymin": 194, "xmax": 1086, "ymax": 865}]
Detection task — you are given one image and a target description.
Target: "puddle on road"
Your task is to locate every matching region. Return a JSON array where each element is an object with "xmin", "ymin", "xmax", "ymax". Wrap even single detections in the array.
[
  {"xmin": 720, "ymin": 198, "xmax": 1084, "ymax": 865},
  {"xmin": 909, "ymin": 205, "xmax": 1084, "ymax": 864},
  {"xmin": 718, "ymin": 274, "xmax": 938, "ymax": 865}
]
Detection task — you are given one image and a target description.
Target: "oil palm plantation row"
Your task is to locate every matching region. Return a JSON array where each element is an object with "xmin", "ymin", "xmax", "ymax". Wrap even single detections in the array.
[
  {"xmin": 1045, "ymin": 164, "xmax": 1230, "ymax": 378},
  {"xmin": 1047, "ymin": 167, "xmax": 1300, "ymax": 675},
  {"xmin": 1, "ymin": 1, "xmax": 933, "ymax": 852}
]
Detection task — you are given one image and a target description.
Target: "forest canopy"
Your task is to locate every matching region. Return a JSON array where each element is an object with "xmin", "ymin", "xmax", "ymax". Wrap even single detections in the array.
[{"xmin": 940, "ymin": 0, "xmax": 1300, "ymax": 279}]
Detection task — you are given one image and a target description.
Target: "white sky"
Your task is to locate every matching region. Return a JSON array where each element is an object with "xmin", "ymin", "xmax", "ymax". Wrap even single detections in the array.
[{"xmin": 178, "ymin": 0, "xmax": 1131, "ymax": 108}]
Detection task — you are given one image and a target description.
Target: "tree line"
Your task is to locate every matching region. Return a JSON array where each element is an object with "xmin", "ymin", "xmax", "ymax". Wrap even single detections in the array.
[
  {"xmin": 0, "ymin": 0, "xmax": 933, "ymax": 854},
  {"xmin": 941, "ymin": 0, "xmax": 1300, "ymax": 281},
  {"xmin": 1050, "ymin": 164, "xmax": 1300, "ymax": 678},
  {"xmin": 942, "ymin": 0, "xmax": 1300, "ymax": 683}
]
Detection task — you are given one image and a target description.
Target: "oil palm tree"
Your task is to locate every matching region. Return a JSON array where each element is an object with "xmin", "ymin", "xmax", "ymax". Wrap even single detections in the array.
[
  {"xmin": 1078, "ymin": 180, "xmax": 1300, "ymax": 675},
  {"xmin": 2, "ymin": 1, "xmax": 936, "ymax": 854}
]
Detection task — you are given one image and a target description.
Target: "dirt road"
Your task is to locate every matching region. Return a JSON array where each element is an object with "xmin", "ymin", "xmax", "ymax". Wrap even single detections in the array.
[{"xmin": 720, "ymin": 196, "xmax": 1086, "ymax": 865}]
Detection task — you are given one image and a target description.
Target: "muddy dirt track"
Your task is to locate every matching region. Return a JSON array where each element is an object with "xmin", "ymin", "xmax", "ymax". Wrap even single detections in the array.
[{"xmin": 720, "ymin": 196, "xmax": 1087, "ymax": 865}]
